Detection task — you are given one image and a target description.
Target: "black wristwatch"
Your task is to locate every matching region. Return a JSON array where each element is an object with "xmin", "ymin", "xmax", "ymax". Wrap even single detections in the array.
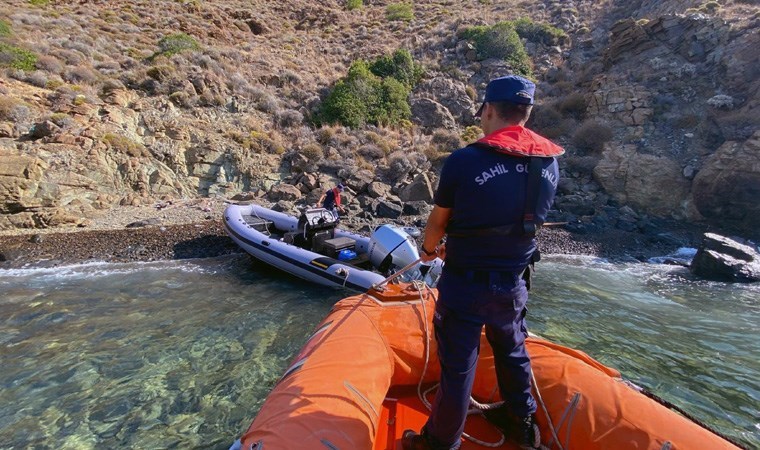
[{"xmin": 421, "ymin": 245, "xmax": 436, "ymax": 256}]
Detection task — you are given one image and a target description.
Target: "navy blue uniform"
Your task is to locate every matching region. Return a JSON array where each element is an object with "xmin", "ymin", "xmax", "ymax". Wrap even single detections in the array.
[
  {"xmin": 423, "ymin": 139, "xmax": 559, "ymax": 450},
  {"xmin": 435, "ymin": 146, "xmax": 558, "ymax": 271}
]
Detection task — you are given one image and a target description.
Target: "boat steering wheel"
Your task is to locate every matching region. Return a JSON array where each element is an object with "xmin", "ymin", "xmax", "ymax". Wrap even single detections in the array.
[{"xmin": 311, "ymin": 210, "xmax": 333, "ymax": 225}]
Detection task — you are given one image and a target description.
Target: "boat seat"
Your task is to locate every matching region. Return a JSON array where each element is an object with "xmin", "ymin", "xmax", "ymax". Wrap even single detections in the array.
[
  {"xmin": 323, "ymin": 237, "xmax": 356, "ymax": 258},
  {"xmin": 244, "ymin": 215, "xmax": 273, "ymax": 233}
]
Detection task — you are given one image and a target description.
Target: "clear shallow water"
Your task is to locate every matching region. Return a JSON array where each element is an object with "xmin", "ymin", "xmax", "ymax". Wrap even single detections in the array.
[{"xmin": 0, "ymin": 255, "xmax": 758, "ymax": 449}]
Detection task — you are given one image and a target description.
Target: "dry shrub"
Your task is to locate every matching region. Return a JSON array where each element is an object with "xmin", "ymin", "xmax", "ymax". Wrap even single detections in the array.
[
  {"xmin": 461, "ymin": 125, "xmax": 482, "ymax": 143},
  {"xmin": 423, "ymin": 145, "xmax": 448, "ymax": 164},
  {"xmin": 64, "ymin": 66, "xmax": 99, "ymax": 84},
  {"xmin": 572, "ymin": 121, "xmax": 613, "ymax": 153},
  {"xmin": 35, "ymin": 55, "xmax": 63, "ymax": 73},
  {"xmin": 146, "ymin": 65, "xmax": 176, "ymax": 82},
  {"xmin": 102, "ymin": 133, "xmax": 146, "ymax": 157},
  {"xmin": 0, "ymin": 96, "xmax": 30, "ymax": 122},
  {"xmin": 558, "ymin": 93, "xmax": 587, "ymax": 120},
  {"xmin": 276, "ymin": 109, "xmax": 304, "ymax": 128},
  {"xmin": 431, "ymin": 129, "xmax": 462, "ymax": 151},
  {"xmin": 52, "ymin": 49, "xmax": 85, "ymax": 65},
  {"xmin": 250, "ymin": 130, "xmax": 286, "ymax": 155},
  {"xmin": 674, "ymin": 114, "xmax": 700, "ymax": 129},
  {"xmin": 301, "ymin": 142, "xmax": 324, "ymax": 160},
  {"xmin": 317, "ymin": 126, "xmax": 337, "ymax": 145},
  {"xmin": 358, "ymin": 143, "xmax": 385, "ymax": 160},
  {"xmin": 25, "ymin": 71, "xmax": 48, "ymax": 88},
  {"xmin": 527, "ymin": 103, "xmax": 562, "ymax": 136}
]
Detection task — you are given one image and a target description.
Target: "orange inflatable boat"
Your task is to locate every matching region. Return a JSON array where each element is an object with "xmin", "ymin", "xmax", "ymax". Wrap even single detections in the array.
[{"xmin": 231, "ymin": 283, "xmax": 743, "ymax": 450}]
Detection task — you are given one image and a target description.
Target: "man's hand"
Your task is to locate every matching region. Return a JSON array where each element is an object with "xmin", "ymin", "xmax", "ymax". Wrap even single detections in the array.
[{"xmin": 420, "ymin": 244, "xmax": 440, "ymax": 262}]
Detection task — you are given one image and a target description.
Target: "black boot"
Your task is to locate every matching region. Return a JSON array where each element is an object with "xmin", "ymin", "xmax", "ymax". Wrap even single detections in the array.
[
  {"xmin": 401, "ymin": 429, "xmax": 432, "ymax": 450},
  {"xmin": 482, "ymin": 407, "xmax": 540, "ymax": 449}
]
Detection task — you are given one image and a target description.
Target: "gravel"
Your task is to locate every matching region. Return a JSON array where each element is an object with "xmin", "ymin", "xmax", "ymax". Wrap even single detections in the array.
[{"xmin": 0, "ymin": 200, "xmax": 705, "ymax": 269}]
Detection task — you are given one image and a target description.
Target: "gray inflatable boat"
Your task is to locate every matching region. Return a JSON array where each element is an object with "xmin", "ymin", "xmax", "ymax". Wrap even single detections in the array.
[{"xmin": 223, "ymin": 204, "xmax": 442, "ymax": 291}]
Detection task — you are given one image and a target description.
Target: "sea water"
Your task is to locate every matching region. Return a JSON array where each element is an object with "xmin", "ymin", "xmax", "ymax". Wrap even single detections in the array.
[{"xmin": 0, "ymin": 254, "xmax": 757, "ymax": 449}]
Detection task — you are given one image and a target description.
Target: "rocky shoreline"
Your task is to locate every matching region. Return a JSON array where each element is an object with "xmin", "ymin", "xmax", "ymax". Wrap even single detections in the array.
[{"xmin": 0, "ymin": 201, "xmax": 708, "ymax": 270}]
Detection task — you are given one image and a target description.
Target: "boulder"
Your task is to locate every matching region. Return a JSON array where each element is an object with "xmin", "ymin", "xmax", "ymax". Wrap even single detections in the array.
[
  {"xmin": 411, "ymin": 98, "xmax": 456, "ymax": 130},
  {"xmin": 0, "ymin": 148, "xmax": 48, "ymax": 214},
  {"xmin": 692, "ymin": 132, "xmax": 760, "ymax": 232},
  {"xmin": 414, "ymin": 77, "xmax": 475, "ymax": 123},
  {"xmin": 690, "ymin": 233, "xmax": 760, "ymax": 282},
  {"xmin": 593, "ymin": 145, "xmax": 691, "ymax": 218},
  {"xmin": 399, "ymin": 173, "xmax": 434, "ymax": 203},
  {"xmin": 367, "ymin": 182, "xmax": 392, "ymax": 199},
  {"xmin": 375, "ymin": 199, "xmax": 403, "ymax": 219},
  {"xmin": 267, "ymin": 183, "xmax": 302, "ymax": 202}
]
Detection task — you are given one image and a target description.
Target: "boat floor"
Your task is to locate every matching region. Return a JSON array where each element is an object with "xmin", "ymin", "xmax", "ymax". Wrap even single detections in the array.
[{"xmin": 375, "ymin": 386, "xmax": 519, "ymax": 450}]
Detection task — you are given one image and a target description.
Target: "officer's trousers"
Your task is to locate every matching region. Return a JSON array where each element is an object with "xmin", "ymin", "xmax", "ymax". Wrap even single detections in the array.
[{"xmin": 423, "ymin": 268, "xmax": 536, "ymax": 450}]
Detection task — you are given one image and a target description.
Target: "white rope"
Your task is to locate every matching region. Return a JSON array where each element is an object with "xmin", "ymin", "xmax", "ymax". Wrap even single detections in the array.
[{"xmin": 531, "ymin": 369, "xmax": 566, "ymax": 450}]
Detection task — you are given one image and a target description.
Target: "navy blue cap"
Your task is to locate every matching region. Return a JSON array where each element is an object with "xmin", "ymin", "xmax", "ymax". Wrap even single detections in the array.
[
  {"xmin": 337, "ymin": 183, "xmax": 345, "ymax": 191},
  {"xmin": 475, "ymin": 75, "xmax": 535, "ymax": 117}
]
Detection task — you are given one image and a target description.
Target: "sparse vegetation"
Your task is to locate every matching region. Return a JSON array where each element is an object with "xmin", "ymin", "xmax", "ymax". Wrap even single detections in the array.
[
  {"xmin": 558, "ymin": 93, "xmax": 588, "ymax": 120},
  {"xmin": 0, "ymin": 96, "xmax": 30, "ymax": 122},
  {"xmin": 346, "ymin": 0, "xmax": 362, "ymax": 10},
  {"xmin": 460, "ymin": 22, "xmax": 533, "ymax": 78},
  {"xmin": 28, "ymin": 0, "xmax": 49, "ymax": 5},
  {"xmin": 386, "ymin": 3, "xmax": 414, "ymax": 22},
  {"xmin": 301, "ymin": 143, "xmax": 324, "ymax": 160},
  {"xmin": 155, "ymin": 33, "xmax": 200, "ymax": 58},
  {"xmin": 102, "ymin": 133, "xmax": 146, "ymax": 157},
  {"xmin": 512, "ymin": 17, "xmax": 568, "ymax": 46},
  {"xmin": 0, "ymin": 43, "xmax": 37, "ymax": 71},
  {"xmin": 572, "ymin": 121, "xmax": 614, "ymax": 153},
  {"xmin": 461, "ymin": 125, "xmax": 483, "ymax": 143},
  {"xmin": 0, "ymin": 20, "xmax": 12, "ymax": 37}
]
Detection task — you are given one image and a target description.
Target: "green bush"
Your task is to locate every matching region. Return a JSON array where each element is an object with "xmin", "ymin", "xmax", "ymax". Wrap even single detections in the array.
[
  {"xmin": 156, "ymin": 33, "xmax": 200, "ymax": 57},
  {"xmin": 318, "ymin": 50, "xmax": 422, "ymax": 128},
  {"xmin": 346, "ymin": 0, "xmax": 362, "ymax": 10},
  {"xmin": 0, "ymin": 43, "xmax": 37, "ymax": 71},
  {"xmin": 460, "ymin": 22, "xmax": 533, "ymax": 78},
  {"xmin": 28, "ymin": 0, "xmax": 49, "ymax": 5},
  {"xmin": 512, "ymin": 17, "xmax": 568, "ymax": 46},
  {"xmin": 386, "ymin": 3, "xmax": 414, "ymax": 22},
  {"xmin": 369, "ymin": 49, "xmax": 423, "ymax": 88},
  {"xmin": 0, "ymin": 20, "xmax": 11, "ymax": 37}
]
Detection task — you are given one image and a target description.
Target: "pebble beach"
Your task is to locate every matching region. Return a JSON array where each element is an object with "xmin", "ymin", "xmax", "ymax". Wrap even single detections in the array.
[{"xmin": 0, "ymin": 198, "xmax": 704, "ymax": 270}]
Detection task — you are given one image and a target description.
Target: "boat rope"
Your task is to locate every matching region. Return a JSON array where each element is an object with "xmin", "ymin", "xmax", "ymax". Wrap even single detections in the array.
[
  {"xmin": 372, "ymin": 257, "xmax": 423, "ymax": 290},
  {"xmin": 251, "ymin": 206, "xmax": 271, "ymax": 236},
  {"xmin": 343, "ymin": 380, "xmax": 380, "ymax": 424},
  {"xmin": 531, "ymin": 369, "xmax": 566, "ymax": 450},
  {"xmin": 409, "ymin": 279, "xmax": 576, "ymax": 450}
]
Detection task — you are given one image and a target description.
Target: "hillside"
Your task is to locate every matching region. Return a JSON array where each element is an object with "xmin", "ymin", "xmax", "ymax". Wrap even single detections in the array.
[{"xmin": 0, "ymin": 0, "xmax": 758, "ymax": 239}]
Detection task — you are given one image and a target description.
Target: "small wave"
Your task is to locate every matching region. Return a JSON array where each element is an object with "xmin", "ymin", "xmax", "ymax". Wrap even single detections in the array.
[
  {"xmin": 0, "ymin": 259, "xmax": 213, "ymax": 280},
  {"xmin": 647, "ymin": 247, "xmax": 697, "ymax": 265}
]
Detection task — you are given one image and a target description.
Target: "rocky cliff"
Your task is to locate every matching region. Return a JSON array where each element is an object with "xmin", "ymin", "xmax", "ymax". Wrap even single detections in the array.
[{"xmin": 0, "ymin": 0, "xmax": 757, "ymax": 238}]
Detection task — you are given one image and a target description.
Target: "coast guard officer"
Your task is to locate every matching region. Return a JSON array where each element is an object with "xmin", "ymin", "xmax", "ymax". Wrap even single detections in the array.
[{"xmin": 403, "ymin": 75, "xmax": 563, "ymax": 450}]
